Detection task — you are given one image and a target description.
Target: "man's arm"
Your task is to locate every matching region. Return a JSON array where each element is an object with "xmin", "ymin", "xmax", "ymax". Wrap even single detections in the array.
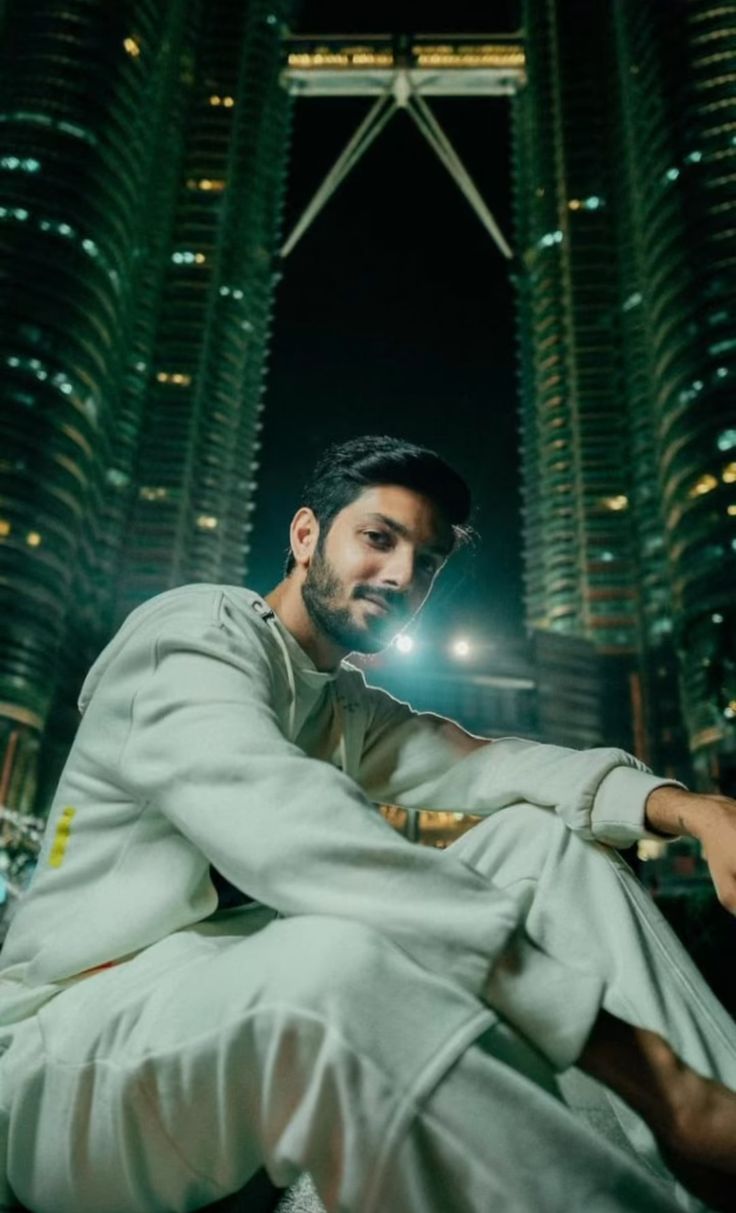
[
  {"xmin": 355, "ymin": 679, "xmax": 684, "ymax": 848},
  {"xmin": 115, "ymin": 612, "xmax": 532, "ymax": 1001}
]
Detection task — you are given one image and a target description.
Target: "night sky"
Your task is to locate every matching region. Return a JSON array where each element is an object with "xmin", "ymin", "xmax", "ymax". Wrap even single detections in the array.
[{"xmin": 248, "ymin": 2, "xmax": 524, "ymax": 646}]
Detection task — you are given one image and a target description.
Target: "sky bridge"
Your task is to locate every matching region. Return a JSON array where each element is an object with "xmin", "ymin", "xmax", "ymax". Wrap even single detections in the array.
[
  {"xmin": 282, "ymin": 33, "xmax": 526, "ymax": 96},
  {"xmin": 279, "ymin": 33, "xmax": 525, "ymax": 261}
]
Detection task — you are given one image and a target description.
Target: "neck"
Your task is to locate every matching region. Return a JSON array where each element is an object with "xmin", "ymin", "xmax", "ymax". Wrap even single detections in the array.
[{"xmin": 265, "ymin": 578, "xmax": 347, "ymax": 673}]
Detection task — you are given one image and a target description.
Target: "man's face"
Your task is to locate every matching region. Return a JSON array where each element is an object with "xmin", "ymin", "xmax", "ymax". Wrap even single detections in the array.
[{"xmin": 300, "ymin": 484, "xmax": 453, "ymax": 653}]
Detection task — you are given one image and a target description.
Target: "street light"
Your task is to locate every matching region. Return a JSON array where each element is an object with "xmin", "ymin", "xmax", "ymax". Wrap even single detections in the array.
[{"xmin": 451, "ymin": 638, "xmax": 471, "ymax": 659}]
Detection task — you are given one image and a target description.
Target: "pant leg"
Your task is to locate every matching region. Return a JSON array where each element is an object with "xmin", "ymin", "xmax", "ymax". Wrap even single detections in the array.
[
  {"xmin": 3, "ymin": 907, "xmax": 688, "ymax": 1213},
  {"xmin": 446, "ymin": 804, "xmax": 736, "ymax": 1199},
  {"xmin": 375, "ymin": 1022, "xmax": 684, "ymax": 1213},
  {"xmin": 2, "ymin": 915, "xmax": 495, "ymax": 1213}
]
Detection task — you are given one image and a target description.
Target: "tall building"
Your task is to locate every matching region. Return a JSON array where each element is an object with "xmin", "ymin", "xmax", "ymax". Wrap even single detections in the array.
[
  {"xmin": 0, "ymin": 0, "xmax": 294, "ymax": 817},
  {"xmin": 116, "ymin": 1, "xmax": 293, "ymax": 622},
  {"xmin": 513, "ymin": 0, "xmax": 638, "ymax": 655},
  {"xmin": 619, "ymin": 0, "xmax": 736, "ymax": 789},
  {"xmin": 515, "ymin": 0, "xmax": 736, "ymax": 786}
]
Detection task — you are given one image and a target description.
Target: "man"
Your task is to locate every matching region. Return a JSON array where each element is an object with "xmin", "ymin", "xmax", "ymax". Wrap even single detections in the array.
[{"xmin": 1, "ymin": 434, "xmax": 735, "ymax": 1213}]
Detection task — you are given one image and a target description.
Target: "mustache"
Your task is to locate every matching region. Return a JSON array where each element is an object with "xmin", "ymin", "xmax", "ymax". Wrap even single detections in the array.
[{"xmin": 355, "ymin": 588, "xmax": 406, "ymax": 612}]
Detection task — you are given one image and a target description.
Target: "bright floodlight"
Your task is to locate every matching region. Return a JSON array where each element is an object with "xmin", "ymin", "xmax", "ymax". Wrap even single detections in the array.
[
  {"xmin": 395, "ymin": 634, "xmax": 414, "ymax": 653},
  {"xmin": 452, "ymin": 639, "xmax": 471, "ymax": 658}
]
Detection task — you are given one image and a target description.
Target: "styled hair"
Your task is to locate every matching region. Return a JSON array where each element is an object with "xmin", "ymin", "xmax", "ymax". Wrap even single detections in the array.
[{"xmin": 283, "ymin": 435, "xmax": 475, "ymax": 576}]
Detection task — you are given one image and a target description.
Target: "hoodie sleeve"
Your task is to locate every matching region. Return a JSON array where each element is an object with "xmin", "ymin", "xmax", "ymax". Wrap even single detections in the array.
[
  {"xmin": 116, "ymin": 609, "xmax": 528, "ymax": 1003},
  {"xmin": 355, "ymin": 682, "xmax": 683, "ymax": 848}
]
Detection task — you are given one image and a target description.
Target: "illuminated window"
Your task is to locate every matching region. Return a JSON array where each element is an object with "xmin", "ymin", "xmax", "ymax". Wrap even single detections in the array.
[
  {"xmin": 156, "ymin": 371, "xmax": 192, "ymax": 385},
  {"xmin": 622, "ymin": 291, "xmax": 642, "ymax": 311},
  {"xmin": 106, "ymin": 469, "xmax": 129, "ymax": 488},
  {"xmin": 684, "ymin": 149, "xmax": 703, "ymax": 163},
  {"xmin": 196, "ymin": 515, "xmax": 219, "ymax": 530},
  {"xmin": 567, "ymin": 199, "xmax": 581, "ymax": 210},
  {"xmin": 538, "ymin": 230, "xmax": 563, "ymax": 249},
  {"xmin": 123, "ymin": 37, "xmax": 141, "ymax": 58},
  {"xmin": 689, "ymin": 473, "xmax": 718, "ymax": 497},
  {"xmin": 222, "ymin": 96, "xmax": 235, "ymax": 108},
  {"xmin": 722, "ymin": 462, "xmax": 736, "ymax": 483},
  {"xmin": 0, "ymin": 520, "xmax": 10, "ymax": 537},
  {"xmin": 186, "ymin": 178, "xmax": 226, "ymax": 192},
  {"xmin": 209, "ymin": 95, "xmax": 221, "ymax": 106},
  {"xmin": 602, "ymin": 495, "xmax": 629, "ymax": 511},
  {"xmin": 727, "ymin": 504, "xmax": 736, "ymax": 516},
  {"xmin": 664, "ymin": 167, "xmax": 680, "ymax": 183},
  {"xmin": 710, "ymin": 337, "xmax": 736, "ymax": 355},
  {"xmin": 0, "ymin": 156, "xmax": 40, "ymax": 172},
  {"xmin": 26, "ymin": 531, "xmax": 41, "ymax": 547},
  {"xmin": 171, "ymin": 251, "xmax": 206, "ymax": 265},
  {"xmin": 139, "ymin": 486, "xmax": 168, "ymax": 501}
]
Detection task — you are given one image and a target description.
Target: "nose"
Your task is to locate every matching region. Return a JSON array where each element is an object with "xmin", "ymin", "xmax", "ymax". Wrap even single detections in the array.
[{"xmin": 379, "ymin": 545, "xmax": 416, "ymax": 591}]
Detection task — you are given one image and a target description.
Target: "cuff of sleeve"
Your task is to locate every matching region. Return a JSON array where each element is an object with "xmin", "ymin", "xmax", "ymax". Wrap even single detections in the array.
[
  {"xmin": 483, "ymin": 932, "xmax": 605, "ymax": 1072},
  {"xmin": 591, "ymin": 768, "xmax": 686, "ymax": 848}
]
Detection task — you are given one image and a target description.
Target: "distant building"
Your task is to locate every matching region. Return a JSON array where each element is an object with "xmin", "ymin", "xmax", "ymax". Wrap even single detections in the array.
[
  {"xmin": 363, "ymin": 627, "xmax": 609, "ymax": 845},
  {"xmin": 0, "ymin": 0, "xmax": 294, "ymax": 811},
  {"xmin": 515, "ymin": 0, "xmax": 736, "ymax": 788}
]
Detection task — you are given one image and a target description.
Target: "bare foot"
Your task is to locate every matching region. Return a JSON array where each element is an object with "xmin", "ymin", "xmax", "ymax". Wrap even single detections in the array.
[{"xmin": 579, "ymin": 1011, "xmax": 736, "ymax": 1211}]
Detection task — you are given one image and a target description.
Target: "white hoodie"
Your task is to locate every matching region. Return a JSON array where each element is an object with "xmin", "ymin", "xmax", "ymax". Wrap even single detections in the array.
[{"xmin": 0, "ymin": 584, "xmax": 676, "ymax": 1063}]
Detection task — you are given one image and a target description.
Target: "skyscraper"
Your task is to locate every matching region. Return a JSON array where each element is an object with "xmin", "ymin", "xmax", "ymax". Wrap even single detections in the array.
[
  {"xmin": 622, "ymin": 0, "xmax": 736, "ymax": 789},
  {"xmin": 0, "ymin": 0, "xmax": 293, "ymax": 815},
  {"xmin": 515, "ymin": 0, "xmax": 736, "ymax": 786}
]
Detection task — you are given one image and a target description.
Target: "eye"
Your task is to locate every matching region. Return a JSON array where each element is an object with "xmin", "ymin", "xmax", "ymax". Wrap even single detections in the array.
[{"xmin": 365, "ymin": 530, "xmax": 390, "ymax": 546}]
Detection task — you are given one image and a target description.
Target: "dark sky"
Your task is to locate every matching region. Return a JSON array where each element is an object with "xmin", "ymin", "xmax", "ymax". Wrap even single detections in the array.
[{"xmin": 249, "ymin": 2, "xmax": 524, "ymax": 645}]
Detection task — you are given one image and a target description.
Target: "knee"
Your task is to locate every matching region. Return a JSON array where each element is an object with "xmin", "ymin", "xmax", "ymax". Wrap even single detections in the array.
[
  {"xmin": 261, "ymin": 915, "xmax": 403, "ymax": 1011},
  {"xmin": 452, "ymin": 802, "xmax": 568, "ymax": 875}
]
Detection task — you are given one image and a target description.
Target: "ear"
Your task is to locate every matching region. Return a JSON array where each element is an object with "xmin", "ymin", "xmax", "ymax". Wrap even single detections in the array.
[{"xmin": 289, "ymin": 507, "xmax": 320, "ymax": 571}]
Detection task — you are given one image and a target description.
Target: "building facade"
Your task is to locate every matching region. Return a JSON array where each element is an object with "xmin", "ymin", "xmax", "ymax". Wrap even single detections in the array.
[
  {"xmin": 515, "ymin": 0, "xmax": 736, "ymax": 787},
  {"xmin": 0, "ymin": 0, "xmax": 294, "ymax": 820}
]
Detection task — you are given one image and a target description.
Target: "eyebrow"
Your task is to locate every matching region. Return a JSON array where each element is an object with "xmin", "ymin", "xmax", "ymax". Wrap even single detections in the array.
[{"xmin": 361, "ymin": 512, "xmax": 452, "ymax": 559}]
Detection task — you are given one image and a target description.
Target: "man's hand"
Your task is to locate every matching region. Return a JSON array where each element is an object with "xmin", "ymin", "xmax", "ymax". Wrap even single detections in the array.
[{"xmin": 645, "ymin": 785, "xmax": 736, "ymax": 913}]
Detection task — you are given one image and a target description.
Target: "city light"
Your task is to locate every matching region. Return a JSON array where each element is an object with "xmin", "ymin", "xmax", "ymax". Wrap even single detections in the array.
[
  {"xmin": 394, "ymin": 634, "xmax": 414, "ymax": 654},
  {"xmin": 602, "ymin": 495, "xmax": 629, "ymax": 511},
  {"xmin": 123, "ymin": 37, "xmax": 141, "ymax": 58},
  {"xmin": 451, "ymin": 639, "xmax": 471, "ymax": 658},
  {"xmin": 689, "ymin": 474, "xmax": 718, "ymax": 498}
]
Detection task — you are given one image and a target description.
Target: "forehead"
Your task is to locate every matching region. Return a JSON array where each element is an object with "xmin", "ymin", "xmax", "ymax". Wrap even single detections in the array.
[{"xmin": 341, "ymin": 484, "xmax": 454, "ymax": 555}]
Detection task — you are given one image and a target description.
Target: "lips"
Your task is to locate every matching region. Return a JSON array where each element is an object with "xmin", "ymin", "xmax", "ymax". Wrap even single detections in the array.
[{"xmin": 362, "ymin": 595, "xmax": 390, "ymax": 615}]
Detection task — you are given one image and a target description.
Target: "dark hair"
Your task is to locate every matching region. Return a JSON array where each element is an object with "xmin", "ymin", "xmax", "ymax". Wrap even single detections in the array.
[{"xmin": 283, "ymin": 435, "xmax": 475, "ymax": 576}]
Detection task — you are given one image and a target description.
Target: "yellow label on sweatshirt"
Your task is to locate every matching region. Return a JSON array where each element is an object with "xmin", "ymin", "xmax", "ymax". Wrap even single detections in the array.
[{"xmin": 48, "ymin": 806, "xmax": 76, "ymax": 868}]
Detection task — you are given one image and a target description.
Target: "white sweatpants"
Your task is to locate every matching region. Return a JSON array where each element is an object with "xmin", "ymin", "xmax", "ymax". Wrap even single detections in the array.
[{"xmin": 2, "ymin": 804, "xmax": 735, "ymax": 1213}]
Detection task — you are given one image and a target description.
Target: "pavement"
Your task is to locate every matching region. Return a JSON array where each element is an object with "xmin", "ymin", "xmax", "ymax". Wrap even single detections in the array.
[{"xmin": 275, "ymin": 1176, "xmax": 325, "ymax": 1213}]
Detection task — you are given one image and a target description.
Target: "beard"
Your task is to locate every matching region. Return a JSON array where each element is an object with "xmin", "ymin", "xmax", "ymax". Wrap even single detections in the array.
[{"xmin": 301, "ymin": 542, "xmax": 399, "ymax": 654}]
